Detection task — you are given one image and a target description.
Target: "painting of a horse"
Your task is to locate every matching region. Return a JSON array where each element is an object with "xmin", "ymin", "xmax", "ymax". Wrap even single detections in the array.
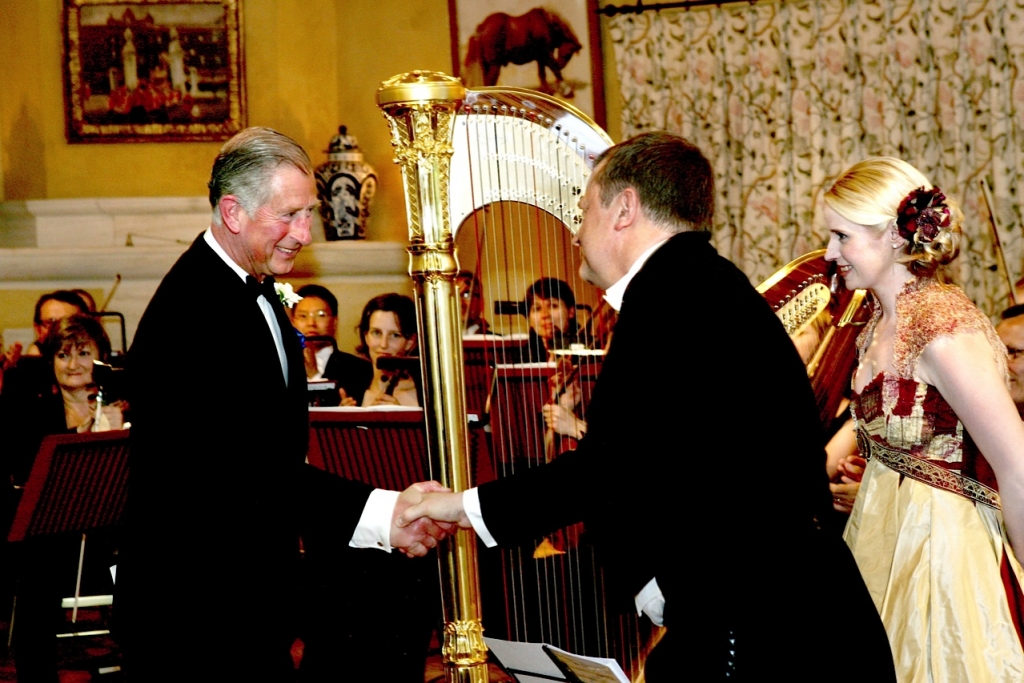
[{"xmin": 464, "ymin": 8, "xmax": 582, "ymax": 97}]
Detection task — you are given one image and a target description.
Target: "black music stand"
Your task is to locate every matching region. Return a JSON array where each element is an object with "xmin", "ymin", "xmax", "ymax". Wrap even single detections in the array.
[
  {"xmin": 461, "ymin": 335, "xmax": 530, "ymax": 421},
  {"xmin": 9, "ymin": 430, "xmax": 129, "ymax": 544},
  {"xmin": 303, "ymin": 407, "xmax": 437, "ymax": 680},
  {"xmin": 483, "ymin": 359, "xmax": 650, "ymax": 679},
  {"xmin": 8, "ymin": 430, "xmax": 129, "ymax": 642},
  {"xmin": 307, "ymin": 407, "xmax": 429, "ymax": 488},
  {"xmin": 488, "ymin": 360, "xmax": 601, "ymax": 470}
]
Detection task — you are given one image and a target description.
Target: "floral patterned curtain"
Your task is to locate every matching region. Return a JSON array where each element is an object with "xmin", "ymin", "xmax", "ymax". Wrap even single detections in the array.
[{"xmin": 607, "ymin": 0, "xmax": 1024, "ymax": 316}]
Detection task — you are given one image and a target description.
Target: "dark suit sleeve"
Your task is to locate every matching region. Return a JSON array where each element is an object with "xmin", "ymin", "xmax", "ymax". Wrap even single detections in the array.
[
  {"xmin": 476, "ymin": 233, "xmax": 834, "ymax": 604},
  {"xmin": 126, "ymin": 237, "xmax": 373, "ymax": 572}
]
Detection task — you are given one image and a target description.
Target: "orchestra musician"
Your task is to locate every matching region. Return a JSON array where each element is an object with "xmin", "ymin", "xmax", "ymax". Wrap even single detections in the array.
[
  {"xmin": 342, "ymin": 293, "xmax": 420, "ymax": 407},
  {"xmin": 2, "ymin": 314, "xmax": 123, "ymax": 683},
  {"xmin": 119, "ymin": 127, "xmax": 449, "ymax": 681},
  {"xmin": 399, "ymin": 132, "xmax": 894, "ymax": 679},
  {"xmin": 524, "ymin": 277, "xmax": 587, "ymax": 361},
  {"xmin": 288, "ymin": 284, "xmax": 371, "ymax": 406},
  {"xmin": 456, "ymin": 270, "xmax": 491, "ymax": 335}
]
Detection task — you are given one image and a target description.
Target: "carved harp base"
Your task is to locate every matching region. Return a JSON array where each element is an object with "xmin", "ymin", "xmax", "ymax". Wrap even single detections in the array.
[{"xmin": 442, "ymin": 619, "xmax": 488, "ymax": 683}]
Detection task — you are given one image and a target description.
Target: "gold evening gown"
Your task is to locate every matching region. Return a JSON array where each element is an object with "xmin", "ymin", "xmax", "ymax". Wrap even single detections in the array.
[{"xmin": 845, "ymin": 278, "xmax": 1024, "ymax": 681}]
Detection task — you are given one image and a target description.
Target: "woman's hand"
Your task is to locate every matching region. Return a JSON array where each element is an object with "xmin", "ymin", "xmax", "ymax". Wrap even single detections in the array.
[
  {"xmin": 543, "ymin": 403, "xmax": 586, "ymax": 439},
  {"xmin": 369, "ymin": 391, "xmax": 399, "ymax": 406},
  {"xmin": 101, "ymin": 404, "xmax": 125, "ymax": 430},
  {"xmin": 830, "ymin": 480, "xmax": 861, "ymax": 514},
  {"xmin": 838, "ymin": 455, "xmax": 867, "ymax": 483}
]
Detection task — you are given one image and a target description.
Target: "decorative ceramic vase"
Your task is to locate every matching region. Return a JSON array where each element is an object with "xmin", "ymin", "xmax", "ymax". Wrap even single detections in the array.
[{"xmin": 315, "ymin": 126, "xmax": 377, "ymax": 240}]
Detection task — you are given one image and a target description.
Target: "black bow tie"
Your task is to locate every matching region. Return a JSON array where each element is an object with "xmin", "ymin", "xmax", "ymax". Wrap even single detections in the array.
[{"xmin": 246, "ymin": 275, "xmax": 278, "ymax": 302}]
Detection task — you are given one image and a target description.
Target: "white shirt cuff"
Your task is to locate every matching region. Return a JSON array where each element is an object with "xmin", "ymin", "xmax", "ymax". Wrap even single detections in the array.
[
  {"xmin": 463, "ymin": 488, "xmax": 497, "ymax": 547},
  {"xmin": 349, "ymin": 488, "xmax": 400, "ymax": 552},
  {"xmin": 634, "ymin": 577, "xmax": 665, "ymax": 626}
]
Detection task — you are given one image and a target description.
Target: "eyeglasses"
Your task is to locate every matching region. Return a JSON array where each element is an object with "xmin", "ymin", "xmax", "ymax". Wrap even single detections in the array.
[
  {"xmin": 1008, "ymin": 346, "xmax": 1024, "ymax": 361},
  {"xmin": 294, "ymin": 311, "xmax": 332, "ymax": 322}
]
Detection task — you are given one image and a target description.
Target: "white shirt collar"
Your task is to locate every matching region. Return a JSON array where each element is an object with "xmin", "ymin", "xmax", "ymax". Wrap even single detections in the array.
[
  {"xmin": 204, "ymin": 227, "xmax": 250, "ymax": 283},
  {"xmin": 602, "ymin": 237, "xmax": 670, "ymax": 312}
]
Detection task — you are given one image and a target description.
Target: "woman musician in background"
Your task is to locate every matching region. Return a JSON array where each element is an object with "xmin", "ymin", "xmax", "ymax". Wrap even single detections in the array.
[
  {"xmin": 824, "ymin": 157, "xmax": 1024, "ymax": 681},
  {"xmin": 0, "ymin": 314, "xmax": 125, "ymax": 683},
  {"xmin": 338, "ymin": 293, "xmax": 420, "ymax": 407}
]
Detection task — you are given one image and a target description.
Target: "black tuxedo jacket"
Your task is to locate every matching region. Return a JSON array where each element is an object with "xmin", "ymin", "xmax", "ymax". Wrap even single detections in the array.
[
  {"xmin": 478, "ymin": 232, "xmax": 894, "ymax": 678},
  {"xmin": 120, "ymin": 234, "xmax": 373, "ymax": 677}
]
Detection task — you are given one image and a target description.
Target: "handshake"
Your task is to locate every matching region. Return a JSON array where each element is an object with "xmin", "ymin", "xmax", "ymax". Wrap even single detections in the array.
[{"xmin": 390, "ymin": 483, "xmax": 474, "ymax": 558}]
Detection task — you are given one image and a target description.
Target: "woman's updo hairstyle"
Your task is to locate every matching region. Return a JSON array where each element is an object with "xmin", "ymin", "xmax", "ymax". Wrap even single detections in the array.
[
  {"xmin": 40, "ymin": 314, "xmax": 111, "ymax": 363},
  {"xmin": 824, "ymin": 157, "xmax": 962, "ymax": 278}
]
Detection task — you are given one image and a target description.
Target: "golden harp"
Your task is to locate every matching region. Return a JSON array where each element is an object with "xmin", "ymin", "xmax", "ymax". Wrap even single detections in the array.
[
  {"xmin": 757, "ymin": 251, "xmax": 870, "ymax": 430},
  {"xmin": 377, "ymin": 71, "xmax": 629, "ymax": 681}
]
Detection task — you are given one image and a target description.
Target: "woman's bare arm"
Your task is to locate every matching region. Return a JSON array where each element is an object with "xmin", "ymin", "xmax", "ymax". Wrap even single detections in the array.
[{"xmin": 918, "ymin": 331, "xmax": 1024, "ymax": 553}]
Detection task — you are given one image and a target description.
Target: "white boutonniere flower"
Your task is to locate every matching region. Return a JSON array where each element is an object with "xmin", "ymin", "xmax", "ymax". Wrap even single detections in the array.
[{"xmin": 274, "ymin": 282, "xmax": 302, "ymax": 308}]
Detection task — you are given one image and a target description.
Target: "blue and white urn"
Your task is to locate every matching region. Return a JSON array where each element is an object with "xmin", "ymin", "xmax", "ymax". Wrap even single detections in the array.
[{"xmin": 315, "ymin": 126, "xmax": 377, "ymax": 240}]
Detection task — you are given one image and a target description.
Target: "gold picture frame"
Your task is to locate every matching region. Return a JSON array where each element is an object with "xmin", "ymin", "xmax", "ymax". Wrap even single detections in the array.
[
  {"xmin": 63, "ymin": 0, "xmax": 245, "ymax": 143},
  {"xmin": 448, "ymin": 0, "xmax": 606, "ymax": 127}
]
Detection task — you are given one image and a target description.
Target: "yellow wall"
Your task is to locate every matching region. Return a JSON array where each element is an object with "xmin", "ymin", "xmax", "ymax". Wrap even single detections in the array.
[
  {"xmin": 0, "ymin": 0, "xmax": 454, "ymax": 242},
  {"xmin": 0, "ymin": 0, "xmax": 618, "ymax": 242}
]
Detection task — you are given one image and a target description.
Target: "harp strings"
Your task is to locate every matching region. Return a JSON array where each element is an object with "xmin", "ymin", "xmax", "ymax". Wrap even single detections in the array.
[
  {"xmin": 454, "ymin": 106, "xmax": 651, "ymax": 673},
  {"xmin": 464, "ymin": 111, "xmax": 601, "ymax": 654}
]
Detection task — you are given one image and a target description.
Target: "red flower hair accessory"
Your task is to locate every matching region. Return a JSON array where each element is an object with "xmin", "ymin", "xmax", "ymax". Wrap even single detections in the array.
[{"xmin": 895, "ymin": 187, "xmax": 950, "ymax": 245}]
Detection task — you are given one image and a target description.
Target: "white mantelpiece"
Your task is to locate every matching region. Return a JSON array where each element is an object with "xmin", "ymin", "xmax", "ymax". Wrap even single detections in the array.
[
  {"xmin": 0, "ymin": 196, "xmax": 215, "ymax": 249},
  {"xmin": 0, "ymin": 196, "xmax": 409, "ymax": 347}
]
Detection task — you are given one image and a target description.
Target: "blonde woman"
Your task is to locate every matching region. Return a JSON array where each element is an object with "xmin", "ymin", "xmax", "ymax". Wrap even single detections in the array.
[{"xmin": 825, "ymin": 157, "xmax": 1024, "ymax": 681}]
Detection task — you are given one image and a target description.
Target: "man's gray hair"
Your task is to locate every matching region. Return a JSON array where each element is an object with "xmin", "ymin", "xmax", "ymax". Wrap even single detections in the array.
[{"xmin": 208, "ymin": 127, "xmax": 313, "ymax": 225}]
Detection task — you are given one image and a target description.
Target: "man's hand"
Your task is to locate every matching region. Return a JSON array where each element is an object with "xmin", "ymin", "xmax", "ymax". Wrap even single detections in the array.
[
  {"xmin": 2, "ymin": 341, "xmax": 22, "ymax": 369},
  {"xmin": 391, "ymin": 481, "xmax": 456, "ymax": 558},
  {"xmin": 396, "ymin": 491, "xmax": 471, "ymax": 532}
]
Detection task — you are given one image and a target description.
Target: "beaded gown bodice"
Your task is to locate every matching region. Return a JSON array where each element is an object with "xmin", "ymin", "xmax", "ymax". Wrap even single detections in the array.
[{"xmin": 851, "ymin": 277, "xmax": 1007, "ymax": 504}]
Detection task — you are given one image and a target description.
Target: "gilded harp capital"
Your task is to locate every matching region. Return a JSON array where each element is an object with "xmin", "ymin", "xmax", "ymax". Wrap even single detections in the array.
[{"xmin": 377, "ymin": 71, "xmax": 464, "ymax": 162}]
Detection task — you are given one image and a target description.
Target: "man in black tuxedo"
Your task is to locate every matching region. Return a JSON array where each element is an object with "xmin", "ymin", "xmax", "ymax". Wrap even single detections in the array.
[
  {"xmin": 400, "ymin": 133, "xmax": 895, "ymax": 680},
  {"xmin": 120, "ymin": 128, "xmax": 444, "ymax": 681}
]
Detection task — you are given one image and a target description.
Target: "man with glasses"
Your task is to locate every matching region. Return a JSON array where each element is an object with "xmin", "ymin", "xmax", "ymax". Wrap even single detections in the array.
[
  {"xmin": 289, "ymin": 283, "xmax": 372, "ymax": 406},
  {"xmin": 290, "ymin": 284, "xmax": 340, "ymax": 380},
  {"xmin": 998, "ymin": 304, "xmax": 1024, "ymax": 416}
]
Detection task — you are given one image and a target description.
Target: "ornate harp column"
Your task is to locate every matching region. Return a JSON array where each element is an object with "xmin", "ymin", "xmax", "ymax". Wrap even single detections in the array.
[{"xmin": 376, "ymin": 71, "xmax": 487, "ymax": 682}]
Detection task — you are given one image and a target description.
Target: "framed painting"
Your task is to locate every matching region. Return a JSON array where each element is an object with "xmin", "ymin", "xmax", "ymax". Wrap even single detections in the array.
[
  {"xmin": 62, "ymin": 0, "xmax": 245, "ymax": 143},
  {"xmin": 448, "ymin": 0, "xmax": 606, "ymax": 128}
]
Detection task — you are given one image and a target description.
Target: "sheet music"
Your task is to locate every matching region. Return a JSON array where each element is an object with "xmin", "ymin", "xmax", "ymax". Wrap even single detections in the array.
[{"xmin": 485, "ymin": 638, "xmax": 630, "ymax": 683}]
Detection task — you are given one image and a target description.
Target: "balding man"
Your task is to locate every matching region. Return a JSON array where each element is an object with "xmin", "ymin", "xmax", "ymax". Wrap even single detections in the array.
[{"xmin": 400, "ymin": 132, "xmax": 894, "ymax": 680}]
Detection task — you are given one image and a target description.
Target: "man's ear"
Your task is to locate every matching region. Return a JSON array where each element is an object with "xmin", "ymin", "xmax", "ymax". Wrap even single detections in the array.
[
  {"xmin": 613, "ymin": 187, "xmax": 640, "ymax": 231},
  {"xmin": 218, "ymin": 195, "xmax": 246, "ymax": 235}
]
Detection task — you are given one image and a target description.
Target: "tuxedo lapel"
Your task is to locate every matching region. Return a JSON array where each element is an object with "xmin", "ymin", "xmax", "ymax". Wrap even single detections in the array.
[
  {"xmin": 193, "ymin": 237, "xmax": 290, "ymax": 390},
  {"xmin": 265, "ymin": 284, "xmax": 307, "ymax": 392}
]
